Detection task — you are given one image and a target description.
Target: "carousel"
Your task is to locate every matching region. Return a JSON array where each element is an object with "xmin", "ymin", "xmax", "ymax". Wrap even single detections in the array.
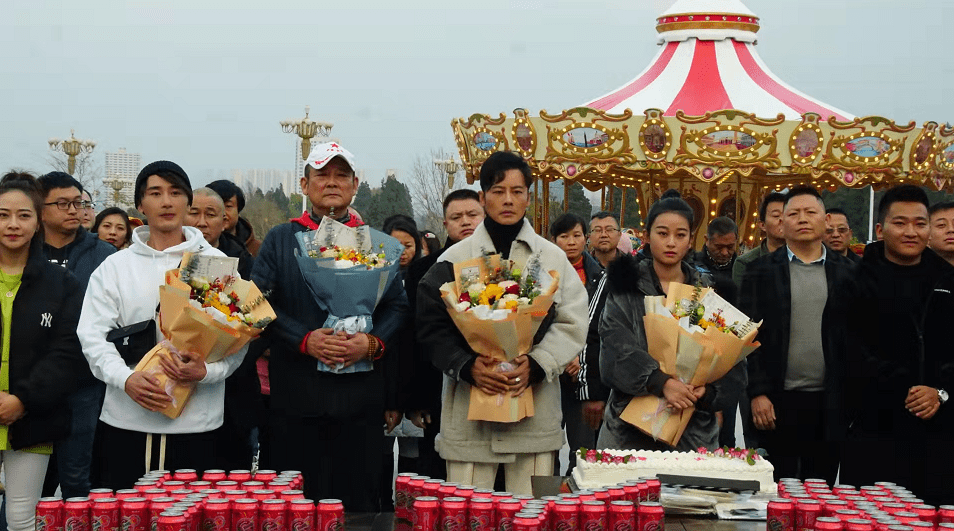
[{"xmin": 450, "ymin": 0, "xmax": 954, "ymax": 247}]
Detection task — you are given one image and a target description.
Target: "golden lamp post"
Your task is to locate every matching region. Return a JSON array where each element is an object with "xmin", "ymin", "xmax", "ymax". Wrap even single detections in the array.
[
  {"xmin": 48, "ymin": 129, "xmax": 96, "ymax": 175},
  {"xmin": 109, "ymin": 176, "xmax": 125, "ymax": 206},
  {"xmin": 434, "ymin": 157, "xmax": 462, "ymax": 188},
  {"xmin": 280, "ymin": 106, "xmax": 333, "ymax": 160}
]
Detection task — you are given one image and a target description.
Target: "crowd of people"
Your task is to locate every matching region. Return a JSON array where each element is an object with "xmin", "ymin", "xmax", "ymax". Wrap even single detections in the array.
[{"xmin": 0, "ymin": 143, "xmax": 952, "ymax": 531}]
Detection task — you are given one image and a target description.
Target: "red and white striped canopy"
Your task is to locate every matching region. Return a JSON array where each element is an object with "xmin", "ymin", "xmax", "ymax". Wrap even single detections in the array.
[{"xmin": 585, "ymin": 0, "xmax": 854, "ymax": 121}]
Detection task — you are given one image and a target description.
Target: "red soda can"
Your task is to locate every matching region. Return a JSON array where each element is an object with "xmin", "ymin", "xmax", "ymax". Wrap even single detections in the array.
[
  {"xmin": 267, "ymin": 481, "xmax": 291, "ymax": 491},
  {"xmin": 835, "ymin": 510, "xmax": 863, "ymax": 522},
  {"xmin": 455, "ymin": 486, "xmax": 476, "ymax": 500},
  {"xmin": 144, "ymin": 490, "xmax": 168, "ymax": 501},
  {"xmin": 814, "ymin": 517, "xmax": 845, "ymax": 531},
  {"xmin": 474, "ymin": 489, "xmax": 494, "ymax": 499},
  {"xmin": 229, "ymin": 471, "xmax": 253, "ymax": 483},
  {"xmin": 605, "ymin": 488, "xmax": 625, "ymax": 504},
  {"xmin": 36, "ymin": 497, "xmax": 64, "ymax": 531},
  {"xmin": 608, "ymin": 501, "xmax": 634, "ymax": 531},
  {"xmin": 940, "ymin": 506, "xmax": 954, "ymax": 524},
  {"xmin": 260, "ymin": 499, "xmax": 287, "ymax": 531},
  {"xmin": 468, "ymin": 498, "xmax": 495, "ymax": 531},
  {"xmin": 882, "ymin": 504, "xmax": 907, "ymax": 515},
  {"xmin": 497, "ymin": 499, "xmax": 523, "ymax": 531},
  {"xmin": 150, "ymin": 498, "xmax": 177, "ymax": 531},
  {"xmin": 189, "ymin": 481, "xmax": 212, "ymax": 491},
  {"xmin": 135, "ymin": 482, "xmax": 158, "ymax": 495},
  {"xmin": 157, "ymin": 511, "xmax": 186, "ymax": 531},
  {"xmin": 254, "ymin": 470, "xmax": 278, "ymax": 483},
  {"xmin": 796, "ymin": 498, "xmax": 822, "ymax": 531},
  {"xmin": 633, "ymin": 482, "xmax": 648, "ymax": 504},
  {"xmin": 280, "ymin": 491, "xmax": 305, "ymax": 502},
  {"xmin": 825, "ymin": 500, "xmax": 851, "ymax": 517},
  {"xmin": 412, "ymin": 496, "xmax": 439, "ymax": 531},
  {"xmin": 513, "ymin": 513, "xmax": 540, "ymax": 531},
  {"xmin": 441, "ymin": 497, "xmax": 468, "ymax": 531},
  {"xmin": 845, "ymin": 519, "xmax": 874, "ymax": 531},
  {"xmin": 592, "ymin": 490, "xmax": 610, "ymax": 504},
  {"xmin": 940, "ymin": 524, "xmax": 954, "ymax": 530},
  {"xmin": 89, "ymin": 490, "xmax": 114, "ymax": 500},
  {"xmin": 423, "ymin": 480, "xmax": 443, "ymax": 499},
  {"xmin": 552, "ymin": 500, "xmax": 578, "ymax": 531},
  {"xmin": 911, "ymin": 505, "xmax": 937, "ymax": 525},
  {"xmin": 91, "ymin": 498, "xmax": 120, "ymax": 531},
  {"xmin": 173, "ymin": 470, "xmax": 198, "ymax": 482},
  {"xmin": 618, "ymin": 484, "xmax": 638, "ymax": 505},
  {"xmin": 201, "ymin": 490, "xmax": 224, "ymax": 500},
  {"xmin": 232, "ymin": 499, "xmax": 260, "ymax": 531},
  {"xmin": 643, "ymin": 479, "xmax": 660, "ymax": 503},
  {"xmin": 894, "ymin": 512, "xmax": 920, "ymax": 525},
  {"xmin": 203, "ymin": 470, "xmax": 227, "ymax": 483},
  {"xmin": 288, "ymin": 499, "xmax": 315, "ymax": 531},
  {"xmin": 115, "ymin": 491, "xmax": 139, "ymax": 501},
  {"xmin": 163, "ymin": 482, "xmax": 186, "ymax": 491},
  {"xmin": 439, "ymin": 483, "xmax": 461, "ymax": 500},
  {"xmin": 120, "ymin": 498, "xmax": 150, "ymax": 531},
  {"xmin": 395, "ymin": 473, "xmax": 417, "ymax": 516},
  {"xmin": 216, "ymin": 481, "xmax": 239, "ymax": 492},
  {"xmin": 767, "ymin": 499, "xmax": 795, "ymax": 531},
  {"xmin": 636, "ymin": 502, "xmax": 663, "ymax": 531},
  {"xmin": 252, "ymin": 490, "xmax": 276, "ymax": 502},
  {"xmin": 202, "ymin": 498, "xmax": 231, "ymax": 531},
  {"xmin": 492, "ymin": 493, "xmax": 514, "ymax": 505},
  {"xmin": 580, "ymin": 501, "xmax": 606, "ymax": 531},
  {"xmin": 316, "ymin": 499, "xmax": 344, "ymax": 531},
  {"xmin": 170, "ymin": 490, "xmax": 193, "ymax": 500},
  {"xmin": 907, "ymin": 523, "xmax": 932, "ymax": 530},
  {"xmin": 513, "ymin": 496, "xmax": 535, "ymax": 507},
  {"xmin": 408, "ymin": 477, "xmax": 429, "ymax": 507},
  {"xmin": 225, "ymin": 491, "xmax": 249, "ymax": 503},
  {"xmin": 242, "ymin": 482, "xmax": 266, "ymax": 492},
  {"xmin": 64, "ymin": 497, "xmax": 92, "ymax": 531}
]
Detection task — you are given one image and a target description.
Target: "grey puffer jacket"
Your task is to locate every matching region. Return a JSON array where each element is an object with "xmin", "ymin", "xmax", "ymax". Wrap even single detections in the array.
[{"xmin": 596, "ymin": 254, "xmax": 746, "ymax": 451}]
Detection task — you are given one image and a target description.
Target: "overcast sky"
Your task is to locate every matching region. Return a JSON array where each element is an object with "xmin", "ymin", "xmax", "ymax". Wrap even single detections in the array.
[{"xmin": 1, "ymin": 0, "xmax": 950, "ymax": 190}]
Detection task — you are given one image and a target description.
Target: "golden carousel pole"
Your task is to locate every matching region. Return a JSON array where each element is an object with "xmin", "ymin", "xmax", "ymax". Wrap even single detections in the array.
[
  {"xmin": 542, "ymin": 178, "xmax": 551, "ymax": 228},
  {"xmin": 735, "ymin": 172, "xmax": 742, "ymax": 223},
  {"xmin": 601, "ymin": 186, "xmax": 607, "ymax": 210},
  {"xmin": 619, "ymin": 187, "xmax": 627, "ymax": 225},
  {"xmin": 533, "ymin": 178, "xmax": 540, "ymax": 232}
]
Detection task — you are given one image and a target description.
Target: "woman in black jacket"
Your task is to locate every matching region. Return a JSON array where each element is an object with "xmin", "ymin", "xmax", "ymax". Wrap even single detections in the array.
[{"xmin": 0, "ymin": 172, "xmax": 85, "ymax": 531}]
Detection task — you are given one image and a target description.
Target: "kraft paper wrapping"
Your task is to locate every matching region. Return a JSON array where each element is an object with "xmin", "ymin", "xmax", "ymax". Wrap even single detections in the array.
[
  {"xmin": 438, "ymin": 255, "xmax": 559, "ymax": 423},
  {"xmin": 620, "ymin": 286, "xmax": 759, "ymax": 446},
  {"xmin": 134, "ymin": 256, "xmax": 276, "ymax": 419}
]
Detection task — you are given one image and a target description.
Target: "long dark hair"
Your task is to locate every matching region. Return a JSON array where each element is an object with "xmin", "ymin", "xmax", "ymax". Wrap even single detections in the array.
[
  {"xmin": 382, "ymin": 214, "xmax": 422, "ymax": 267},
  {"xmin": 92, "ymin": 206, "xmax": 133, "ymax": 247},
  {"xmin": 0, "ymin": 171, "xmax": 44, "ymax": 243}
]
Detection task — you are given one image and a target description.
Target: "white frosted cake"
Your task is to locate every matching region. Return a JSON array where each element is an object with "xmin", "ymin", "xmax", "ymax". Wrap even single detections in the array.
[{"xmin": 571, "ymin": 448, "xmax": 776, "ymax": 493}]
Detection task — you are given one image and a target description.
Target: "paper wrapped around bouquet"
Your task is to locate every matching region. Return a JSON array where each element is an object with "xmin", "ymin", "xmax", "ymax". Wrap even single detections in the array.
[
  {"xmin": 620, "ymin": 283, "xmax": 759, "ymax": 446},
  {"xmin": 438, "ymin": 255, "xmax": 559, "ymax": 423},
  {"xmin": 134, "ymin": 255, "xmax": 276, "ymax": 419}
]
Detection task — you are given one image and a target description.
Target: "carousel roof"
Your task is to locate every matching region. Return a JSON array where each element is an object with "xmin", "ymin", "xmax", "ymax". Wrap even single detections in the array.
[{"xmin": 585, "ymin": 0, "xmax": 854, "ymax": 121}]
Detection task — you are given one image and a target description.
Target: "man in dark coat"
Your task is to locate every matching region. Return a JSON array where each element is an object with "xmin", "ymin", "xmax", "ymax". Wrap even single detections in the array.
[
  {"xmin": 207, "ymin": 179, "xmax": 262, "ymax": 257},
  {"xmin": 404, "ymin": 189, "xmax": 483, "ymax": 480},
  {"xmin": 251, "ymin": 142, "xmax": 407, "ymax": 510},
  {"xmin": 37, "ymin": 171, "xmax": 115, "ymax": 499},
  {"xmin": 739, "ymin": 186, "xmax": 853, "ymax": 485},
  {"xmin": 840, "ymin": 185, "xmax": 954, "ymax": 505}
]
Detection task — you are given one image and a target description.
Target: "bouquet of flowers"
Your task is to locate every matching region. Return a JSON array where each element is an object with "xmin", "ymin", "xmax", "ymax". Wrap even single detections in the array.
[
  {"xmin": 134, "ymin": 253, "xmax": 276, "ymax": 419},
  {"xmin": 439, "ymin": 252, "xmax": 559, "ymax": 423},
  {"xmin": 620, "ymin": 283, "xmax": 760, "ymax": 446},
  {"xmin": 294, "ymin": 215, "xmax": 404, "ymax": 374}
]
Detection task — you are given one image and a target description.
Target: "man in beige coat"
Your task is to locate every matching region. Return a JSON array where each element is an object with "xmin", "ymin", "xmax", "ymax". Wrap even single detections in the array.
[{"xmin": 416, "ymin": 152, "xmax": 587, "ymax": 495}]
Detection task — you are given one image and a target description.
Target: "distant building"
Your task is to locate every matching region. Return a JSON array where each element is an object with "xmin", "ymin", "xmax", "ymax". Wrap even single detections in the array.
[
  {"xmin": 231, "ymin": 168, "xmax": 297, "ymax": 197},
  {"xmin": 104, "ymin": 148, "xmax": 141, "ymax": 209}
]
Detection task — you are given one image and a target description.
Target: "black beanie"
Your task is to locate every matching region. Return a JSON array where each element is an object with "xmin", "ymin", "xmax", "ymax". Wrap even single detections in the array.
[{"xmin": 135, "ymin": 161, "xmax": 193, "ymax": 207}]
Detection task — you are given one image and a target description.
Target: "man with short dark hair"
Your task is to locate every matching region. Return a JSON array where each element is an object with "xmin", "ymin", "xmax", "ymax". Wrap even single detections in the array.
[
  {"xmin": 740, "ymin": 185, "xmax": 853, "ymax": 484},
  {"xmin": 405, "ymin": 189, "xmax": 484, "ymax": 479},
  {"xmin": 841, "ymin": 185, "xmax": 954, "ymax": 505},
  {"xmin": 250, "ymin": 142, "xmax": 407, "ymax": 509},
  {"xmin": 37, "ymin": 171, "xmax": 115, "ymax": 499},
  {"xmin": 589, "ymin": 212, "xmax": 623, "ymax": 268},
  {"xmin": 928, "ymin": 201, "xmax": 954, "ymax": 266},
  {"xmin": 733, "ymin": 192, "xmax": 786, "ymax": 289},
  {"xmin": 824, "ymin": 207, "xmax": 860, "ymax": 263},
  {"xmin": 79, "ymin": 161, "xmax": 246, "ymax": 490},
  {"xmin": 206, "ymin": 180, "xmax": 261, "ymax": 257},
  {"xmin": 416, "ymin": 151, "xmax": 586, "ymax": 495},
  {"xmin": 692, "ymin": 216, "xmax": 738, "ymax": 301}
]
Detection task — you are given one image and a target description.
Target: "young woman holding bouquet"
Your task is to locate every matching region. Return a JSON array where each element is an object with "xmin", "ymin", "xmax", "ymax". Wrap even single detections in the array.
[
  {"xmin": 596, "ymin": 190, "xmax": 745, "ymax": 451},
  {"xmin": 0, "ymin": 172, "xmax": 86, "ymax": 531}
]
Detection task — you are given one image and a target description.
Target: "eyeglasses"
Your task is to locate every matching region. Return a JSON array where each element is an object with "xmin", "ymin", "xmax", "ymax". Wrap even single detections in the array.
[
  {"xmin": 591, "ymin": 227, "xmax": 620, "ymax": 235},
  {"xmin": 825, "ymin": 227, "xmax": 850, "ymax": 235},
  {"xmin": 44, "ymin": 200, "xmax": 92, "ymax": 211}
]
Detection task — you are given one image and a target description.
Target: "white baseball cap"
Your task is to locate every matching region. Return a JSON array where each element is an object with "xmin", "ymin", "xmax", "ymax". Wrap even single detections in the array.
[{"xmin": 304, "ymin": 142, "xmax": 357, "ymax": 173}]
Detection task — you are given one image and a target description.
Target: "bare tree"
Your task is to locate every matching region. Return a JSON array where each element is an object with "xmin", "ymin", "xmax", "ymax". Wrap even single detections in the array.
[
  {"xmin": 42, "ymin": 152, "xmax": 105, "ymax": 202},
  {"xmin": 407, "ymin": 148, "xmax": 464, "ymax": 240}
]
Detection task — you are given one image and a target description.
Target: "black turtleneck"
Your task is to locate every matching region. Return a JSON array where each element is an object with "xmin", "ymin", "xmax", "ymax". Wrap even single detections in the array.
[{"xmin": 484, "ymin": 216, "xmax": 523, "ymax": 259}]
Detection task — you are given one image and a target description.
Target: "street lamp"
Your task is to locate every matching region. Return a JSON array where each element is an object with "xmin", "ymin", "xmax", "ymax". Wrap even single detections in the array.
[
  {"xmin": 109, "ymin": 176, "xmax": 125, "ymax": 206},
  {"xmin": 434, "ymin": 157, "xmax": 462, "ymax": 188},
  {"xmin": 280, "ymin": 106, "xmax": 333, "ymax": 160},
  {"xmin": 48, "ymin": 129, "xmax": 96, "ymax": 175}
]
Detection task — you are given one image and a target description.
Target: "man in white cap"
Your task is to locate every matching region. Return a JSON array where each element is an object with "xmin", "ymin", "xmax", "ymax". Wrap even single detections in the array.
[{"xmin": 250, "ymin": 142, "xmax": 408, "ymax": 510}]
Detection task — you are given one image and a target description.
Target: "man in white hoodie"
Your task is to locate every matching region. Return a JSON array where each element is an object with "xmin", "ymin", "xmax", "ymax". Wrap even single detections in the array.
[{"xmin": 78, "ymin": 161, "xmax": 246, "ymax": 489}]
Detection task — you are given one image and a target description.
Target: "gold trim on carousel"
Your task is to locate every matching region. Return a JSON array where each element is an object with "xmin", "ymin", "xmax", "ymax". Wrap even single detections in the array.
[
  {"xmin": 638, "ymin": 115, "xmax": 673, "ymax": 161},
  {"xmin": 656, "ymin": 21, "xmax": 760, "ymax": 33},
  {"xmin": 789, "ymin": 123, "xmax": 824, "ymax": 166}
]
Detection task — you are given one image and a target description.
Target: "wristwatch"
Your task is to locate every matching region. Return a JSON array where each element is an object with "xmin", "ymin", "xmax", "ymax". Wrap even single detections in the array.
[{"xmin": 939, "ymin": 389, "xmax": 949, "ymax": 405}]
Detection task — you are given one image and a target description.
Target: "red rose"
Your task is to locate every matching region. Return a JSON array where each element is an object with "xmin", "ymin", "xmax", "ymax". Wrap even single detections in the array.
[
  {"xmin": 459, "ymin": 292, "xmax": 471, "ymax": 304},
  {"xmin": 504, "ymin": 284, "xmax": 520, "ymax": 295}
]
